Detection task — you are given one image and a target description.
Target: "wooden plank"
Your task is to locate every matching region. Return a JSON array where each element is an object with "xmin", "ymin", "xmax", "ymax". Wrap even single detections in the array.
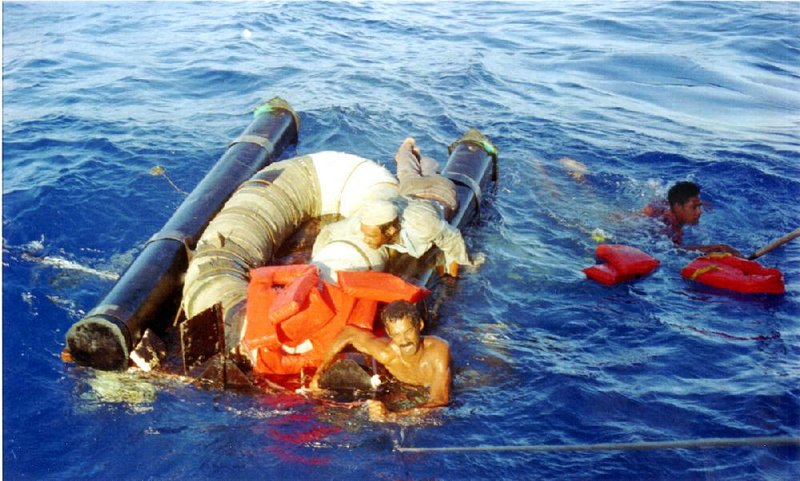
[{"xmin": 179, "ymin": 303, "xmax": 224, "ymax": 373}]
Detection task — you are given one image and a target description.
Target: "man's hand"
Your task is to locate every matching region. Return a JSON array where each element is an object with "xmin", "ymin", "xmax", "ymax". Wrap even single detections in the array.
[
  {"xmin": 696, "ymin": 244, "xmax": 743, "ymax": 257},
  {"xmin": 308, "ymin": 374, "xmax": 322, "ymax": 393},
  {"xmin": 436, "ymin": 261, "xmax": 459, "ymax": 280},
  {"xmin": 401, "ymin": 137, "xmax": 421, "ymax": 160},
  {"xmin": 447, "ymin": 261, "xmax": 459, "ymax": 278},
  {"xmin": 366, "ymin": 399, "xmax": 390, "ymax": 422}
]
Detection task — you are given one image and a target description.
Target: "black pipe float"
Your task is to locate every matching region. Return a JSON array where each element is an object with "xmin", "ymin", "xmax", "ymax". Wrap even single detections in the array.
[
  {"xmin": 443, "ymin": 128, "xmax": 498, "ymax": 233},
  {"xmin": 66, "ymin": 97, "xmax": 299, "ymax": 371}
]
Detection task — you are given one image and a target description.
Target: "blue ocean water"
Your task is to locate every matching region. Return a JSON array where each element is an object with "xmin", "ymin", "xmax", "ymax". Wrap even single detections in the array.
[{"xmin": 3, "ymin": 1, "xmax": 799, "ymax": 479}]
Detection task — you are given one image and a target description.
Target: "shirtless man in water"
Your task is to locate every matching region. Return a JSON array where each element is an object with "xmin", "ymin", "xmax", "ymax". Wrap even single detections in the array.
[
  {"xmin": 643, "ymin": 181, "xmax": 741, "ymax": 256},
  {"xmin": 309, "ymin": 300, "xmax": 451, "ymax": 422}
]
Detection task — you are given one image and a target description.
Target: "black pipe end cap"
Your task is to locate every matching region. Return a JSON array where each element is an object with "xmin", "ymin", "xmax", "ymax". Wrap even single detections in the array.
[{"xmin": 66, "ymin": 316, "xmax": 130, "ymax": 371}]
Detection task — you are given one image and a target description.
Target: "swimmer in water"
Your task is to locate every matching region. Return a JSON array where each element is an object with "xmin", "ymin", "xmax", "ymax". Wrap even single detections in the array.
[
  {"xmin": 558, "ymin": 156, "xmax": 589, "ymax": 183},
  {"xmin": 309, "ymin": 300, "xmax": 451, "ymax": 422},
  {"xmin": 643, "ymin": 181, "xmax": 741, "ymax": 256}
]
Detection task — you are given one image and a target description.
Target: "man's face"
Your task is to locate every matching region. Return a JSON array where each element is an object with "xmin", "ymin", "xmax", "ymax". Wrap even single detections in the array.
[
  {"xmin": 386, "ymin": 316, "xmax": 422, "ymax": 358},
  {"xmin": 361, "ymin": 223, "xmax": 391, "ymax": 249},
  {"xmin": 673, "ymin": 195, "xmax": 703, "ymax": 226}
]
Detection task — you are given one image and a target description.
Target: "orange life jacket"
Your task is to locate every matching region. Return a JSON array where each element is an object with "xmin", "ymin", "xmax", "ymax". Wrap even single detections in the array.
[
  {"xmin": 337, "ymin": 270, "xmax": 431, "ymax": 303},
  {"xmin": 243, "ymin": 265, "xmax": 430, "ymax": 375}
]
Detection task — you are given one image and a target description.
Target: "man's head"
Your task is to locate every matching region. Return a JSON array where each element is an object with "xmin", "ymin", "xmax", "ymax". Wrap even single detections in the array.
[
  {"xmin": 360, "ymin": 200, "xmax": 399, "ymax": 249},
  {"xmin": 667, "ymin": 181, "xmax": 702, "ymax": 226},
  {"xmin": 382, "ymin": 300, "xmax": 424, "ymax": 358}
]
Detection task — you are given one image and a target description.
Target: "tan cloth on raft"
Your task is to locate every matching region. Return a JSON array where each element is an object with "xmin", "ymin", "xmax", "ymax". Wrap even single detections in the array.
[{"xmin": 395, "ymin": 141, "xmax": 458, "ymax": 220}]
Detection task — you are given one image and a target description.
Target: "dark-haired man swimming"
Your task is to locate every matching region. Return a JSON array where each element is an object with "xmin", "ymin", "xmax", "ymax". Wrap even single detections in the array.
[{"xmin": 643, "ymin": 181, "xmax": 741, "ymax": 256}]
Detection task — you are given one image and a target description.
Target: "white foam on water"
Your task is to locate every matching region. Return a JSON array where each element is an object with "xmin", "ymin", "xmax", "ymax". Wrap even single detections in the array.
[
  {"xmin": 19, "ymin": 291, "xmax": 40, "ymax": 317},
  {"xmin": 46, "ymin": 295, "xmax": 86, "ymax": 320},
  {"xmin": 23, "ymin": 253, "xmax": 119, "ymax": 281},
  {"xmin": 24, "ymin": 235, "xmax": 45, "ymax": 253}
]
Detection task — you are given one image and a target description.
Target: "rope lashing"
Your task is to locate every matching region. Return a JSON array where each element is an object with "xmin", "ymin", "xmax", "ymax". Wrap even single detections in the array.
[
  {"xmin": 229, "ymin": 134, "xmax": 274, "ymax": 151},
  {"xmin": 442, "ymin": 171, "xmax": 483, "ymax": 221},
  {"xmin": 149, "ymin": 165, "xmax": 188, "ymax": 196},
  {"xmin": 396, "ymin": 436, "xmax": 800, "ymax": 454}
]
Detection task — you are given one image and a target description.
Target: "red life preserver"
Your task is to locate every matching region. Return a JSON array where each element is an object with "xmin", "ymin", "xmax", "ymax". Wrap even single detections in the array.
[
  {"xmin": 583, "ymin": 244, "xmax": 660, "ymax": 285},
  {"xmin": 243, "ymin": 266, "xmax": 431, "ymax": 375},
  {"xmin": 681, "ymin": 254, "xmax": 784, "ymax": 294}
]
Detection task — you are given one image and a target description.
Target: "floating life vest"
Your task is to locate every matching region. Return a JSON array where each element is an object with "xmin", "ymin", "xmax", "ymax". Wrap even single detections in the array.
[
  {"xmin": 337, "ymin": 270, "xmax": 431, "ymax": 303},
  {"xmin": 681, "ymin": 253, "xmax": 784, "ymax": 294},
  {"xmin": 242, "ymin": 265, "xmax": 431, "ymax": 375},
  {"xmin": 583, "ymin": 244, "xmax": 660, "ymax": 285}
]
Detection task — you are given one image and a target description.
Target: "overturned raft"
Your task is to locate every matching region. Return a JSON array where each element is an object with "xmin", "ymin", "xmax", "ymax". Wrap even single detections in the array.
[{"xmin": 65, "ymin": 97, "xmax": 299, "ymax": 371}]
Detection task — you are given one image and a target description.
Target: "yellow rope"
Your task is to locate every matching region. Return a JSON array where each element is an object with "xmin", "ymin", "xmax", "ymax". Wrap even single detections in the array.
[
  {"xmin": 690, "ymin": 264, "xmax": 720, "ymax": 280},
  {"xmin": 706, "ymin": 252, "xmax": 732, "ymax": 260}
]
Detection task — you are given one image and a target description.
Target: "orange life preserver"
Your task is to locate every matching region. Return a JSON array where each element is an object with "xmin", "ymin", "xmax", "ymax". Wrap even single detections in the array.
[
  {"xmin": 337, "ymin": 270, "xmax": 431, "ymax": 303},
  {"xmin": 681, "ymin": 253, "xmax": 784, "ymax": 294},
  {"xmin": 242, "ymin": 265, "xmax": 335, "ymax": 354},
  {"xmin": 583, "ymin": 244, "xmax": 660, "ymax": 285},
  {"xmin": 243, "ymin": 266, "xmax": 430, "ymax": 375},
  {"xmin": 266, "ymin": 266, "xmax": 320, "ymax": 325}
]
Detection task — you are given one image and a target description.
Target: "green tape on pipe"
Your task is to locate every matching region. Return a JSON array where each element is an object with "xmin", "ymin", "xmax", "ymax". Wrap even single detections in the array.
[
  {"xmin": 480, "ymin": 140, "xmax": 497, "ymax": 157},
  {"xmin": 253, "ymin": 103, "xmax": 274, "ymax": 118}
]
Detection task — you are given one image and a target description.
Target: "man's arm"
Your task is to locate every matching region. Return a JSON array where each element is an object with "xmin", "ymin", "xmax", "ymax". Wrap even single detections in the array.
[
  {"xmin": 435, "ymin": 260, "xmax": 460, "ymax": 278},
  {"xmin": 683, "ymin": 243, "xmax": 742, "ymax": 257},
  {"xmin": 664, "ymin": 216, "xmax": 742, "ymax": 257},
  {"xmin": 434, "ymin": 224, "xmax": 470, "ymax": 277},
  {"xmin": 309, "ymin": 325, "xmax": 389, "ymax": 391},
  {"xmin": 395, "ymin": 137, "xmax": 421, "ymax": 182}
]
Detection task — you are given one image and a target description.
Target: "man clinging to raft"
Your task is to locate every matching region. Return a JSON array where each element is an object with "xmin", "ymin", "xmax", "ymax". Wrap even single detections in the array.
[
  {"xmin": 309, "ymin": 300, "xmax": 451, "ymax": 422},
  {"xmin": 358, "ymin": 136, "xmax": 473, "ymax": 278},
  {"xmin": 643, "ymin": 180, "xmax": 741, "ymax": 256},
  {"xmin": 312, "ymin": 137, "xmax": 473, "ymax": 279}
]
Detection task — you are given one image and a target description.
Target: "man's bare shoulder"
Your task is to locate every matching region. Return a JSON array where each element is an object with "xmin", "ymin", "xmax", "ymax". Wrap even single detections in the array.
[
  {"xmin": 643, "ymin": 199, "xmax": 668, "ymax": 218},
  {"xmin": 422, "ymin": 336, "xmax": 450, "ymax": 358},
  {"xmin": 422, "ymin": 334, "xmax": 447, "ymax": 345}
]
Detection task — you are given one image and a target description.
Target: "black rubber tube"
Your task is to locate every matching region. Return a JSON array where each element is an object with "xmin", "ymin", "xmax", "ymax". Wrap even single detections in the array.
[{"xmin": 66, "ymin": 97, "xmax": 299, "ymax": 371}]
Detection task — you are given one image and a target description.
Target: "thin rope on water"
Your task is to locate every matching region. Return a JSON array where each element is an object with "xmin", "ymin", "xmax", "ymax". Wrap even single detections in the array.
[
  {"xmin": 150, "ymin": 165, "xmax": 189, "ymax": 196},
  {"xmin": 396, "ymin": 436, "xmax": 800, "ymax": 454}
]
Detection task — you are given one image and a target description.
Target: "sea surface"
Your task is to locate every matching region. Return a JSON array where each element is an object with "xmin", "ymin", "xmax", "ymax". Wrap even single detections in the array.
[{"xmin": 3, "ymin": 1, "xmax": 800, "ymax": 480}]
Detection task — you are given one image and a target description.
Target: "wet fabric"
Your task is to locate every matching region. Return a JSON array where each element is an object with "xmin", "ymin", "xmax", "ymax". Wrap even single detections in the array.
[
  {"xmin": 387, "ymin": 198, "xmax": 471, "ymax": 268},
  {"xmin": 395, "ymin": 139, "xmax": 458, "ymax": 216}
]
